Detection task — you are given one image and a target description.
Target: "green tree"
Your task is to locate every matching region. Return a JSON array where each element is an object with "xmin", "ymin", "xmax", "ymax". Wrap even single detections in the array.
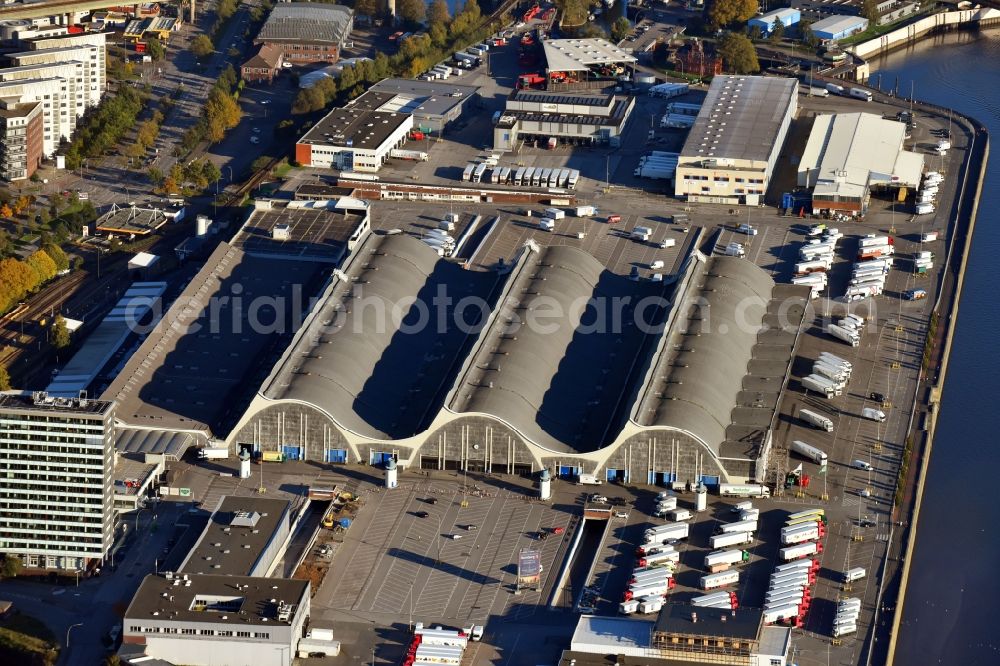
[
  {"xmin": 861, "ymin": 0, "xmax": 880, "ymax": 24},
  {"xmin": 373, "ymin": 51, "xmax": 391, "ymax": 80},
  {"xmin": 398, "ymin": 0, "xmax": 426, "ymax": 24},
  {"xmin": 799, "ymin": 20, "xmax": 819, "ymax": 48},
  {"xmin": 717, "ymin": 32, "xmax": 760, "ymax": 73},
  {"xmin": 0, "ymin": 554, "xmax": 21, "ymax": 578},
  {"xmin": 769, "ymin": 20, "xmax": 785, "ymax": 43},
  {"xmin": 706, "ymin": 0, "xmax": 759, "ymax": 29},
  {"xmin": 52, "ymin": 315, "xmax": 70, "ymax": 349},
  {"xmin": 611, "ymin": 17, "xmax": 632, "ymax": 42},
  {"xmin": 251, "ymin": 156, "xmax": 272, "ymax": 173},
  {"xmin": 148, "ymin": 166, "xmax": 165, "ymax": 185},
  {"xmin": 190, "ymin": 34, "xmax": 215, "ymax": 59},
  {"xmin": 146, "ymin": 37, "xmax": 165, "ymax": 61},
  {"xmin": 354, "ymin": 0, "xmax": 377, "ymax": 18},
  {"xmin": 0, "ymin": 365, "xmax": 10, "ymax": 391},
  {"xmin": 748, "ymin": 24, "xmax": 763, "ymax": 40},
  {"xmin": 201, "ymin": 160, "xmax": 222, "ymax": 184}
]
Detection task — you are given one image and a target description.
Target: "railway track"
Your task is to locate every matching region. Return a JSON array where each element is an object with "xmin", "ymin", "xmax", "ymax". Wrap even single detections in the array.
[{"xmin": 0, "ymin": 271, "xmax": 87, "ymax": 366}]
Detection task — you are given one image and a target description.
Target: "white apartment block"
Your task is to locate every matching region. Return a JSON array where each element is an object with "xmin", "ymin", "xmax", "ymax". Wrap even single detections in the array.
[
  {"xmin": 7, "ymin": 43, "xmax": 106, "ymax": 106},
  {"xmin": 27, "ymin": 31, "xmax": 107, "ymax": 88},
  {"xmin": 0, "ymin": 392, "xmax": 116, "ymax": 571},
  {"xmin": 0, "ymin": 67, "xmax": 83, "ymax": 156}
]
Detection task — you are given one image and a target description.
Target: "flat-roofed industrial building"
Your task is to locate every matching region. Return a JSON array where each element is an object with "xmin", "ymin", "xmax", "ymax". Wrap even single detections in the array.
[
  {"xmin": 122, "ymin": 573, "xmax": 310, "ymax": 666},
  {"xmin": 797, "ymin": 112, "xmax": 924, "ymax": 216},
  {"xmin": 494, "ymin": 88, "xmax": 636, "ymax": 150},
  {"xmin": 294, "ymin": 91, "xmax": 413, "ymax": 172},
  {"xmin": 675, "ymin": 75, "xmax": 798, "ymax": 206}
]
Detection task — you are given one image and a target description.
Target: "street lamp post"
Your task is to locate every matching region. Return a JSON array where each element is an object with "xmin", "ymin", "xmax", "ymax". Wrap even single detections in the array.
[{"xmin": 66, "ymin": 623, "xmax": 83, "ymax": 648}]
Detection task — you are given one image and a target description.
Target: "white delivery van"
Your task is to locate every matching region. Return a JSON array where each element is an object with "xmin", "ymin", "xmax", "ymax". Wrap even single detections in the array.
[{"xmin": 861, "ymin": 407, "xmax": 886, "ymax": 422}]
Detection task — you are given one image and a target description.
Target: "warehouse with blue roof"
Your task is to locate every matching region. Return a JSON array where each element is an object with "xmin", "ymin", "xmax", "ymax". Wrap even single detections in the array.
[
  {"xmin": 748, "ymin": 8, "xmax": 801, "ymax": 35},
  {"xmin": 811, "ymin": 14, "xmax": 869, "ymax": 42}
]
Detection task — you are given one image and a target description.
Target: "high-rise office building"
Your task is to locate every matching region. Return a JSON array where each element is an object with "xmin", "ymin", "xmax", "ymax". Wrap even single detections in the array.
[{"xmin": 0, "ymin": 392, "xmax": 116, "ymax": 570}]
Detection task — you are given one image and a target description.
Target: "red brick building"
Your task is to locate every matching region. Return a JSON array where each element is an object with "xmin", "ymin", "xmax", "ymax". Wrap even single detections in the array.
[
  {"xmin": 0, "ymin": 101, "xmax": 43, "ymax": 182},
  {"xmin": 241, "ymin": 43, "xmax": 283, "ymax": 84},
  {"xmin": 675, "ymin": 40, "xmax": 723, "ymax": 78}
]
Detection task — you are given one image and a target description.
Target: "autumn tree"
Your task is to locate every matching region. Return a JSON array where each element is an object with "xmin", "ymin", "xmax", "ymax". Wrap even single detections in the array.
[
  {"xmin": 43, "ymin": 243, "xmax": 69, "ymax": 271},
  {"xmin": 398, "ymin": 0, "xmax": 426, "ymax": 25},
  {"xmin": 0, "ymin": 555, "xmax": 21, "ymax": 579},
  {"xmin": 429, "ymin": 0, "xmax": 451, "ymax": 27},
  {"xmin": 717, "ymin": 32, "xmax": 760, "ymax": 73},
  {"xmin": 0, "ymin": 365, "xmax": 10, "ymax": 390},
  {"xmin": 706, "ymin": 0, "xmax": 758, "ymax": 30},
  {"xmin": 355, "ymin": 0, "xmax": 377, "ymax": 18}
]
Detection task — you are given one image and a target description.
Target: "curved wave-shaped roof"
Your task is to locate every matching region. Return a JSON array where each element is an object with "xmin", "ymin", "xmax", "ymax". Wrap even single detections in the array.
[
  {"xmin": 450, "ymin": 244, "xmax": 665, "ymax": 453},
  {"xmin": 641, "ymin": 255, "xmax": 774, "ymax": 451},
  {"xmin": 264, "ymin": 233, "xmax": 499, "ymax": 439}
]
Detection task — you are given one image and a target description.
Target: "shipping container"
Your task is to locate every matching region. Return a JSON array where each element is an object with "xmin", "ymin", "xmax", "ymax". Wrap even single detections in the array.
[{"xmin": 779, "ymin": 541, "xmax": 821, "ymax": 561}]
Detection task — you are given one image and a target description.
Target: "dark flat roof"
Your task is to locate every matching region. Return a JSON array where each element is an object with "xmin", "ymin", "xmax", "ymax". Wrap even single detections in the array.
[
  {"xmin": 654, "ymin": 604, "xmax": 762, "ymax": 641},
  {"xmin": 512, "ymin": 89, "xmax": 616, "ymax": 107},
  {"xmin": 180, "ymin": 496, "xmax": 290, "ymax": 577},
  {"xmin": 232, "ymin": 200, "xmax": 367, "ymax": 262},
  {"xmin": 126, "ymin": 573, "xmax": 308, "ymax": 627},
  {"xmin": 101, "ymin": 243, "xmax": 325, "ymax": 434},
  {"xmin": 298, "ymin": 91, "xmax": 409, "ymax": 150}
]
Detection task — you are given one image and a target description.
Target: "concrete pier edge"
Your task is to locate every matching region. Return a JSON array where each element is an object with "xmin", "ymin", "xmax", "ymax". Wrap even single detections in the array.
[{"xmin": 882, "ymin": 107, "xmax": 990, "ymax": 664}]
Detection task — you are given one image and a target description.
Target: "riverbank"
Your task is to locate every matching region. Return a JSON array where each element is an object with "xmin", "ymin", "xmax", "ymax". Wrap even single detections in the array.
[
  {"xmin": 876, "ymin": 104, "xmax": 990, "ymax": 665},
  {"xmin": 850, "ymin": 7, "xmax": 1000, "ymax": 61}
]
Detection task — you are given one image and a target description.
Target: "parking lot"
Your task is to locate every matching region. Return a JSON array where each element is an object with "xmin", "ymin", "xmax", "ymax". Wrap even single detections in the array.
[{"xmin": 315, "ymin": 478, "xmax": 574, "ymax": 626}]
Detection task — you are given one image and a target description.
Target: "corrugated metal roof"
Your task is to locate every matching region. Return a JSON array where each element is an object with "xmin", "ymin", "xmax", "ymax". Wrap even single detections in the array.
[{"xmin": 680, "ymin": 75, "xmax": 796, "ymax": 164}]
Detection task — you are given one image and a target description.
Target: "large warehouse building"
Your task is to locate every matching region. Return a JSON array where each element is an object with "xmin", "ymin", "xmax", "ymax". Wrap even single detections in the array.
[
  {"xmin": 675, "ymin": 75, "xmax": 797, "ymax": 205},
  {"xmin": 254, "ymin": 2, "xmax": 352, "ymax": 65},
  {"xmin": 224, "ymin": 232, "xmax": 809, "ymax": 488},
  {"xmin": 797, "ymin": 112, "xmax": 924, "ymax": 216}
]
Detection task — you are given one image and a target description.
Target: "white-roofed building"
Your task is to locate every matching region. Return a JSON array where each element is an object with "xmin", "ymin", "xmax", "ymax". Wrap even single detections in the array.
[
  {"xmin": 675, "ymin": 75, "xmax": 798, "ymax": 205},
  {"xmin": 798, "ymin": 112, "xmax": 924, "ymax": 215}
]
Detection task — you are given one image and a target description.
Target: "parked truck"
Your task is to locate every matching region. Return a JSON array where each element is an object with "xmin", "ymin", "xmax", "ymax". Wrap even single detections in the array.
[
  {"xmin": 802, "ymin": 374, "xmax": 841, "ymax": 399},
  {"xmin": 779, "ymin": 541, "xmax": 822, "ymax": 561},
  {"xmin": 704, "ymin": 549, "xmax": 750, "ymax": 570},
  {"xmin": 790, "ymin": 440, "xmax": 828, "ymax": 466},
  {"xmin": 764, "ymin": 603, "xmax": 802, "ymax": 624},
  {"xmin": 700, "ymin": 569, "xmax": 740, "ymax": 590},
  {"xmin": 849, "ymin": 87, "xmax": 873, "ymax": 102},
  {"xmin": 638, "ymin": 550, "xmax": 681, "ymax": 568},
  {"xmin": 780, "ymin": 524, "xmax": 824, "ymax": 545},
  {"xmin": 575, "ymin": 205, "xmax": 597, "ymax": 217},
  {"xmin": 717, "ymin": 519, "xmax": 757, "ymax": 535},
  {"xmin": 645, "ymin": 522, "xmax": 688, "ymax": 539},
  {"xmin": 198, "ymin": 446, "xmax": 230, "ymax": 460},
  {"xmin": 827, "ymin": 324, "xmax": 860, "ymax": 347},
  {"xmin": 799, "ymin": 408, "xmax": 834, "ymax": 432},
  {"xmin": 709, "ymin": 531, "xmax": 754, "ymax": 549},
  {"xmin": 718, "ymin": 483, "xmax": 770, "ymax": 498}
]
